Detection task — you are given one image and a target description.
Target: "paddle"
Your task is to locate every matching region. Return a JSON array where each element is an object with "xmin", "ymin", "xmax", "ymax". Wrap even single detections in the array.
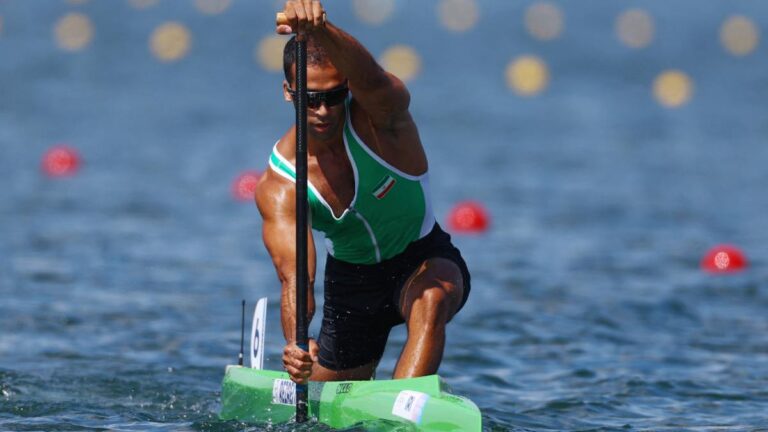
[
  {"xmin": 291, "ymin": 30, "xmax": 310, "ymax": 426},
  {"xmin": 276, "ymin": 11, "xmax": 323, "ymax": 423}
]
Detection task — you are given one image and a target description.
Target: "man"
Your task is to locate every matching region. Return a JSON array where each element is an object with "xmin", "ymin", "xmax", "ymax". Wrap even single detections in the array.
[{"xmin": 256, "ymin": 0, "xmax": 471, "ymax": 385}]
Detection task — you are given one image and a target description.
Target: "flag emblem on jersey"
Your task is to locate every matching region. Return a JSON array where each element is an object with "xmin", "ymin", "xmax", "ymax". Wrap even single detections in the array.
[{"xmin": 372, "ymin": 175, "xmax": 396, "ymax": 199}]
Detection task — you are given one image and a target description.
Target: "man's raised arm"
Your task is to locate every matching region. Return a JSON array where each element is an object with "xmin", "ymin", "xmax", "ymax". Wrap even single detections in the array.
[{"xmin": 277, "ymin": 1, "xmax": 410, "ymax": 127}]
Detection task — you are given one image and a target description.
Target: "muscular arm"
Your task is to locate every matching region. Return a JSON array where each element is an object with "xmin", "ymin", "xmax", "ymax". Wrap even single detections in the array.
[
  {"xmin": 255, "ymin": 170, "xmax": 317, "ymax": 343},
  {"xmin": 312, "ymin": 23, "xmax": 410, "ymax": 127},
  {"xmin": 279, "ymin": 1, "xmax": 411, "ymax": 128}
]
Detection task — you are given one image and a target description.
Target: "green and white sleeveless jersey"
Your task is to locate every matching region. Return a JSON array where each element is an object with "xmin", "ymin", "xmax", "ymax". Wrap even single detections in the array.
[{"xmin": 268, "ymin": 97, "xmax": 435, "ymax": 265}]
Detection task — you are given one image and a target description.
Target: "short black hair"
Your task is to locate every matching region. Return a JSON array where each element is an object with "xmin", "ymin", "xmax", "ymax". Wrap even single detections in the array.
[{"xmin": 282, "ymin": 36, "xmax": 333, "ymax": 83}]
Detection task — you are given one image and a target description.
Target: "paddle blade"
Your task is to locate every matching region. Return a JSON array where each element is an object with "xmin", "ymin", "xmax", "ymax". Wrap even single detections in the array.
[{"xmin": 250, "ymin": 297, "xmax": 268, "ymax": 369}]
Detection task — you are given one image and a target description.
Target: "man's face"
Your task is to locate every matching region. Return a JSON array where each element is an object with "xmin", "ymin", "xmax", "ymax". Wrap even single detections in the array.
[{"xmin": 284, "ymin": 63, "xmax": 347, "ymax": 141}]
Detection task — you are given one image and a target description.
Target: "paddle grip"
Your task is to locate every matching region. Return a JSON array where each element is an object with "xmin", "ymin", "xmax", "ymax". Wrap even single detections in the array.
[{"xmin": 276, "ymin": 12, "xmax": 327, "ymax": 27}]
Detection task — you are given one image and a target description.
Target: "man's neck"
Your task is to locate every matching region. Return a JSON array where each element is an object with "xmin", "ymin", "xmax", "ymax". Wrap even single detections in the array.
[{"xmin": 309, "ymin": 131, "xmax": 345, "ymax": 158}]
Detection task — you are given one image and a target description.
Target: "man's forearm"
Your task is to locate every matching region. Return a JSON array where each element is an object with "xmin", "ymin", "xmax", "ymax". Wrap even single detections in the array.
[
  {"xmin": 313, "ymin": 22, "xmax": 388, "ymax": 92},
  {"xmin": 280, "ymin": 279, "xmax": 316, "ymax": 343}
]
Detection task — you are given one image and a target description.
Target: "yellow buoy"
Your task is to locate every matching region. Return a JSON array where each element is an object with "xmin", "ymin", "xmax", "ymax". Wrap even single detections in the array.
[
  {"xmin": 437, "ymin": 0, "xmax": 479, "ymax": 33},
  {"xmin": 616, "ymin": 9, "xmax": 654, "ymax": 49},
  {"xmin": 720, "ymin": 15, "xmax": 759, "ymax": 56},
  {"xmin": 150, "ymin": 22, "xmax": 192, "ymax": 63},
  {"xmin": 194, "ymin": 0, "xmax": 232, "ymax": 16},
  {"xmin": 54, "ymin": 13, "xmax": 94, "ymax": 52},
  {"xmin": 128, "ymin": 0, "xmax": 159, "ymax": 9},
  {"xmin": 380, "ymin": 45, "xmax": 422, "ymax": 82},
  {"xmin": 256, "ymin": 35, "xmax": 288, "ymax": 73},
  {"xmin": 653, "ymin": 70, "xmax": 693, "ymax": 108},
  {"xmin": 506, "ymin": 56, "xmax": 549, "ymax": 96},
  {"xmin": 353, "ymin": 0, "xmax": 396, "ymax": 26},
  {"xmin": 525, "ymin": 2, "xmax": 564, "ymax": 41}
]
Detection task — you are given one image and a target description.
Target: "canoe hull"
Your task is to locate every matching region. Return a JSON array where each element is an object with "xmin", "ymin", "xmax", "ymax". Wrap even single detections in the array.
[{"xmin": 220, "ymin": 366, "xmax": 481, "ymax": 431}]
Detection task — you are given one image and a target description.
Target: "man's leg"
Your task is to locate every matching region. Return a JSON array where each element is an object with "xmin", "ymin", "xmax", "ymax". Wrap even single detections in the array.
[{"xmin": 393, "ymin": 257, "xmax": 464, "ymax": 379}]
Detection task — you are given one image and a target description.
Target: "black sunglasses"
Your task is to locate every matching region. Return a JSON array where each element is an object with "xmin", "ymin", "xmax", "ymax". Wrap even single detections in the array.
[{"xmin": 287, "ymin": 82, "xmax": 349, "ymax": 109}]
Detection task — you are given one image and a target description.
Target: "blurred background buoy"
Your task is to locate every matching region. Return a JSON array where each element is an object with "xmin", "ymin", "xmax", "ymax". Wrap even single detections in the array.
[
  {"xmin": 701, "ymin": 244, "xmax": 748, "ymax": 273},
  {"xmin": 231, "ymin": 170, "xmax": 261, "ymax": 201},
  {"xmin": 41, "ymin": 145, "xmax": 81, "ymax": 177},
  {"xmin": 447, "ymin": 201, "xmax": 489, "ymax": 233}
]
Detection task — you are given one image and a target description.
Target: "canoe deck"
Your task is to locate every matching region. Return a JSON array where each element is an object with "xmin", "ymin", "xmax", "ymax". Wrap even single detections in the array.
[{"xmin": 220, "ymin": 366, "xmax": 481, "ymax": 431}]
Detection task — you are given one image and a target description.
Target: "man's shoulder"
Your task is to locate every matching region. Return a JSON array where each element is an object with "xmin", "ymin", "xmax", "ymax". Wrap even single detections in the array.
[
  {"xmin": 261, "ymin": 129, "xmax": 296, "ymax": 198},
  {"xmin": 273, "ymin": 128, "xmax": 296, "ymax": 163},
  {"xmin": 261, "ymin": 153, "xmax": 295, "ymax": 188},
  {"xmin": 255, "ymin": 168, "xmax": 294, "ymax": 214}
]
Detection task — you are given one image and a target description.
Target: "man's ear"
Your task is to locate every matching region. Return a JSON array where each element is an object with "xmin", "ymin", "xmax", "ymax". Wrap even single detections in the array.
[{"xmin": 283, "ymin": 80, "xmax": 293, "ymax": 102}]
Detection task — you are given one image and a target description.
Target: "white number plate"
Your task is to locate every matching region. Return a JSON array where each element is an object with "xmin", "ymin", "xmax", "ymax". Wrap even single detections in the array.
[
  {"xmin": 391, "ymin": 390, "xmax": 429, "ymax": 424},
  {"xmin": 272, "ymin": 379, "xmax": 296, "ymax": 406}
]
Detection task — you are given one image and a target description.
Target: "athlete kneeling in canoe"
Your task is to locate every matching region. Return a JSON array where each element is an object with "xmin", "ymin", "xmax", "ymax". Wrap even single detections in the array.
[{"xmin": 256, "ymin": 1, "xmax": 471, "ymax": 385}]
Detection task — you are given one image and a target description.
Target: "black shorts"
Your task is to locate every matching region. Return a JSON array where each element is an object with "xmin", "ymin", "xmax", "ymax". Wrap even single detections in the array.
[{"xmin": 317, "ymin": 223, "xmax": 471, "ymax": 371}]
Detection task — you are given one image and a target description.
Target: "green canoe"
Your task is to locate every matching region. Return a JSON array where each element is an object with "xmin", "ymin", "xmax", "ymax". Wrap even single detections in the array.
[{"xmin": 220, "ymin": 366, "xmax": 482, "ymax": 431}]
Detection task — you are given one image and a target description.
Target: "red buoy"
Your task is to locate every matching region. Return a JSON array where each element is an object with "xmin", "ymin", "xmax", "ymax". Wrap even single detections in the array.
[
  {"xmin": 701, "ymin": 244, "xmax": 748, "ymax": 273},
  {"xmin": 232, "ymin": 170, "xmax": 262, "ymax": 201},
  {"xmin": 41, "ymin": 145, "xmax": 80, "ymax": 177},
  {"xmin": 448, "ymin": 201, "xmax": 489, "ymax": 233}
]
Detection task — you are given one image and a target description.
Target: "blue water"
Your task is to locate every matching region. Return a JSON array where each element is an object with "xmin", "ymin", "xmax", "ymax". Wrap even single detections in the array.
[{"xmin": 2, "ymin": 1, "xmax": 768, "ymax": 431}]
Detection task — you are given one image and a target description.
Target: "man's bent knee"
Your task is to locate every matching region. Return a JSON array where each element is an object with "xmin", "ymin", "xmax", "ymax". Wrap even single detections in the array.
[
  {"xmin": 414, "ymin": 286, "xmax": 452, "ymax": 323},
  {"xmin": 405, "ymin": 284, "xmax": 463, "ymax": 329},
  {"xmin": 401, "ymin": 258, "xmax": 464, "ymax": 322}
]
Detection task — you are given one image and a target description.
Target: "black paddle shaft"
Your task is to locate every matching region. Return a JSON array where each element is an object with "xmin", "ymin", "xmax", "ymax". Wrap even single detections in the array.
[{"xmin": 294, "ymin": 36, "xmax": 310, "ymax": 423}]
